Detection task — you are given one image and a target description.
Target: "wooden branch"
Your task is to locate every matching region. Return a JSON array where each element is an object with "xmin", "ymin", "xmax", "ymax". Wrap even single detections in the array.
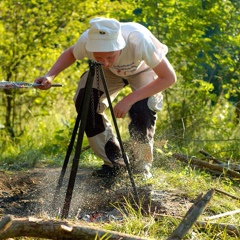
[
  {"xmin": 199, "ymin": 149, "xmax": 223, "ymax": 164},
  {"xmin": 0, "ymin": 215, "xmax": 13, "ymax": 234},
  {"xmin": 81, "ymin": 145, "xmax": 90, "ymax": 152},
  {"xmin": 204, "ymin": 209, "xmax": 240, "ymax": 221},
  {"xmin": 173, "ymin": 153, "xmax": 240, "ymax": 179},
  {"xmin": 217, "ymin": 163, "xmax": 240, "ymax": 172},
  {"xmin": 0, "ymin": 216, "xmax": 150, "ymax": 240},
  {"xmin": 167, "ymin": 189, "xmax": 215, "ymax": 240},
  {"xmin": 195, "ymin": 221, "xmax": 240, "ymax": 237},
  {"xmin": 214, "ymin": 188, "xmax": 240, "ymax": 200}
]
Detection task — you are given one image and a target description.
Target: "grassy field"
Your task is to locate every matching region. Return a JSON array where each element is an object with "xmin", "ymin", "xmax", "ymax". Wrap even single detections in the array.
[{"xmin": 0, "ymin": 108, "xmax": 239, "ymax": 239}]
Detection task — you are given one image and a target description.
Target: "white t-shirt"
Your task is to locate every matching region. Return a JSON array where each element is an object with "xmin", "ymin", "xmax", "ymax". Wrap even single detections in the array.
[{"xmin": 73, "ymin": 22, "xmax": 168, "ymax": 77}]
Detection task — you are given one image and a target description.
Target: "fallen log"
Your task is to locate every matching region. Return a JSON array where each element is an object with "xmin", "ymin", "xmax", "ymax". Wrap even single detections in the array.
[
  {"xmin": 173, "ymin": 153, "xmax": 240, "ymax": 179},
  {"xmin": 0, "ymin": 216, "xmax": 150, "ymax": 240},
  {"xmin": 167, "ymin": 189, "xmax": 215, "ymax": 240}
]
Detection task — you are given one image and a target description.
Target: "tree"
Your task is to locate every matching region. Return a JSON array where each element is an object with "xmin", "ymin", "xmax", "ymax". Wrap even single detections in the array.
[
  {"xmin": 0, "ymin": 0, "xmax": 81, "ymax": 137},
  {"xmin": 0, "ymin": 0, "xmax": 136, "ymax": 138},
  {"xmin": 130, "ymin": 0, "xmax": 239, "ymax": 148}
]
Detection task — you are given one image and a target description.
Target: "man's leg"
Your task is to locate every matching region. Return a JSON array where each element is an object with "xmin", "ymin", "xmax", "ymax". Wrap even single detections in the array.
[
  {"xmin": 74, "ymin": 68, "xmax": 127, "ymax": 176},
  {"xmin": 126, "ymin": 68, "xmax": 161, "ymax": 178},
  {"xmin": 128, "ymin": 98, "xmax": 157, "ymax": 178}
]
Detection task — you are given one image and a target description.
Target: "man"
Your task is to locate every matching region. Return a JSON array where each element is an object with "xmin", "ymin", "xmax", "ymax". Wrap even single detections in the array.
[{"xmin": 35, "ymin": 17, "xmax": 176, "ymax": 179}]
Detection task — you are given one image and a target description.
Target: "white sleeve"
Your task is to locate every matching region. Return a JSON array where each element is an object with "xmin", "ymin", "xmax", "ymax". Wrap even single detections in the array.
[
  {"xmin": 73, "ymin": 31, "xmax": 89, "ymax": 60},
  {"xmin": 129, "ymin": 31, "xmax": 168, "ymax": 68}
]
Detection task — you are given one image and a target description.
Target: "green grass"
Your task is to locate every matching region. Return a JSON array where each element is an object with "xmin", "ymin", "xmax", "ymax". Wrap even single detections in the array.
[
  {"xmin": 0, "ymin": 106, "xmax": 239, "ymax": 239},
  {"xmin": 102, "ymin": 165, "xmax": 240, "ymax": 239}
]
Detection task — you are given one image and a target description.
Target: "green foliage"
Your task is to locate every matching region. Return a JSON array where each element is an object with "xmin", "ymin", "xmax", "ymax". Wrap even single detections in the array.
[
  {"xmin": 1, "ymin": 0, "xmax": 239, "ymax": 158},
  {"xmin": 0, "ymin": 0, "xmax": 80, "ymax": 137},
  {"xmin": 1, "ymin": 1, "xmax": 239, "ymax": 239},
  {"xmin": 0, "ymin": 0, "xmax": 136, "ymax": 138},
  {"xmin": 130, "ymin": 0, "xmax": 239, "ymax": 158}
]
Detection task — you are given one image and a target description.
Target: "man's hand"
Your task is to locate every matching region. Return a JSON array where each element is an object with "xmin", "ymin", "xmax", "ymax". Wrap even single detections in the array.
[
  {"xmin": 113, "ymin": 98, "xmax": 133, "ymax": 118},
  {"xmin": 34, "ymin": 46, "xmax": 76, "ymax": 90},
  {"xmin": 34, "ymin": 76, "xmax": 52, "ymax": 90}
]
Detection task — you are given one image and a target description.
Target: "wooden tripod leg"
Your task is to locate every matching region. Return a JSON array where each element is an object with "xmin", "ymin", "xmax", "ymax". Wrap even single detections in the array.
[{"xmin": 61, "ymin": 61, "xmax": 95, "ymax": 219}]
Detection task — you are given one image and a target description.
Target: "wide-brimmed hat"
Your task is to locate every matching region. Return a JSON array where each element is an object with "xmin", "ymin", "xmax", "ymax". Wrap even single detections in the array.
[{"xmin": 86, "ymin": 17, "xmax": 126, "ymax": 52}]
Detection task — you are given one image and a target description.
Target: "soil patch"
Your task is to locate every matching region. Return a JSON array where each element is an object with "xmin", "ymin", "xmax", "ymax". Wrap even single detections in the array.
[{"xmin": 0, "ymin": 168, "xmax": 191, "ymax": 220}]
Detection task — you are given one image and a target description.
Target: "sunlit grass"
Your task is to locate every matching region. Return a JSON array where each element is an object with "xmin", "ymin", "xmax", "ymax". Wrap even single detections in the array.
[
  {"xmin": 0, "ymin": 97, "xmax": 239, "ymax": 239},
  {"xmin": 103, "ymin": 182, "xmax": 240, "ymax": 239},
  {"xmin": 101, "ymin": 146, "xmax": 240, "ymax": 239}
]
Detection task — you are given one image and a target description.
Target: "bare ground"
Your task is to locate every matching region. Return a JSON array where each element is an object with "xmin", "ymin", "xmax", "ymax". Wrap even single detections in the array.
[{"xmin": 0, "ymin": 167, "xmax": 192, "ymax": 221}]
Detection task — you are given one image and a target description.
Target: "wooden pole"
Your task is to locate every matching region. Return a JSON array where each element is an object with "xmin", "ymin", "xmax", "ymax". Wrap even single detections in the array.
[{"xmin": 167, "ymin": 189, "xmax": 215, "ymax": 240}]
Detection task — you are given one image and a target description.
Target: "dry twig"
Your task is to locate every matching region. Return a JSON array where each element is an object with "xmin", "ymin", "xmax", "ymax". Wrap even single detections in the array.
[
  {"xmin": 204, "ymin": 209, "xmax": 240, "ymax": 221},
  {"xmin": 214, "ymin": 188, "xmax": 240, "ymax": 200},
  {"xmin": 199, "ymin": 149, "xmax": 223, "ymax": 164},
  {"xmin": 195, "ymin": 221, "xmax": 239, "ymax": 237}
]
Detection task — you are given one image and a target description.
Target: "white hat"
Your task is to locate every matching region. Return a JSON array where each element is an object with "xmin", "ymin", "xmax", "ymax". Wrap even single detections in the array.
[{"xmin": 86, "ymin": 17, "xmax": 126, "ymax": 52}]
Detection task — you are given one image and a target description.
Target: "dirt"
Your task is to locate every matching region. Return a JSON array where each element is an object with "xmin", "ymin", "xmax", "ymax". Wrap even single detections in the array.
[{"xmin": 0, "ymin": 167, "xmax": 192, "ymax": 221}]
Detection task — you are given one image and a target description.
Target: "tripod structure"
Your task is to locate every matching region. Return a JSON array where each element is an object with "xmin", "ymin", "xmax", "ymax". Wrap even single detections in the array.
[{"xmin": 52, "ymin": 61, "xmax": 139, "ymax": 219}]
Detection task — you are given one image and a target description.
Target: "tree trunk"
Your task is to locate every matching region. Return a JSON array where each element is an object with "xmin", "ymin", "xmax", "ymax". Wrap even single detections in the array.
[{"xmin": 235, "ymin": 92, "xmax": 240, "ymax": 122}]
